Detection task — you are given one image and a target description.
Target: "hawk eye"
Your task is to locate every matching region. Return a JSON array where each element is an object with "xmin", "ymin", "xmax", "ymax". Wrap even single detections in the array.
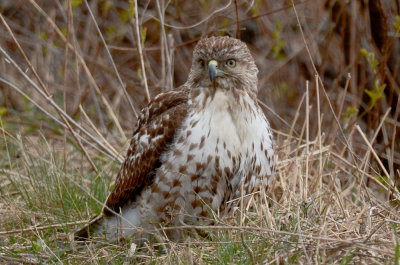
[
  {"xmin": 198, "ymin": 59, "xmax": 205, "ymax": 68},
  {"xmin": 226, "ymin": 59, "xmax": 236, "ymax": 68}
]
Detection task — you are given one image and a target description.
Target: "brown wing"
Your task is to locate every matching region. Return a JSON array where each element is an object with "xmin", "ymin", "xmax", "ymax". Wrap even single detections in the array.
[{"xmin": 104, "ymin": 86, "xmax": 190, "ymax": 215}]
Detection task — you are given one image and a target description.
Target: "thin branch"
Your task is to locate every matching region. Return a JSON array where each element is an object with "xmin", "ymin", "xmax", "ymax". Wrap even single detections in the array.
[
  {"xmin": 234, "ymin": 0, "xmax": 240, "ymax": 39},
  {"xmin": 84, "ymin": 0, "xmax": 138, "ymax": 116},
  {"xmin": 0, "ymin": 49, "xmax": 120, "ymax": 163},
  {"xmin": 240, "ymin": 181, "xmax": 255, "ymax": 264},
  {"xmin": 0, "ymin": 220, "xmax": 90, "ymax": 236},
  {"xmin": 151, "ymin": 0, "xmax": 232, "ymax": 30},
  {"xmin": 156, "ymin": 0, "xmax": 173, "ymax": 91},
  {"xmin": 356, "ymin": 125, "xmax": 399, "ymax": 200},
  {"xmin": 27, "ymin": 0, "xmax": 129, "ymax": 142},
  {"xmin": 133, "ymin": 0, "xmax": 151, "ymax": 102},
  {"xmin": 0, "ymin": 77, "xmax": 118, "ymax": 162},
  {"xmin": 0, "ymin": 14, "xmax": 98, "ymax": 172},
  {"xmin": 258, "ymin": 99, "xmax": 297, "ymax": 136},
  {"xmin": 290, "ymin": 0, "xmax": 361, "ymax": 170},
  {"xmin": 79, "ymin": 105, "xmax": 123, "ymax": 161}
]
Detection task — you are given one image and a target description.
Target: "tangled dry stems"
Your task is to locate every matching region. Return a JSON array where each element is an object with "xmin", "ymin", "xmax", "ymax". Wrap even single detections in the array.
[{"xmin": 0, "ymin": 0, "xmax": 399, "ymax": 263}]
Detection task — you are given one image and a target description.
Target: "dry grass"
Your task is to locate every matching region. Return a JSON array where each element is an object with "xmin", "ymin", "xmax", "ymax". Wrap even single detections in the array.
[{"xmin": 0, "ymin": 0, "xmax": 399, "ymax": 264}]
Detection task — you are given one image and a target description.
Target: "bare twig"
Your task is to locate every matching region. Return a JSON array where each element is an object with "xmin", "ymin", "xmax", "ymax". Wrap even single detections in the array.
[
  {"xmin": 0, "ymin": 14, "xmax": 98, "ymax": 172},
  {"xmin": 152, "ymin": 0, "xmax": 232, "ymax": 30},
  {"xmin": 240, "ymin": 181, "xmax": 255, "ymax": 264},
  {"xmin": 84, "ymin": 0, "xmax": 138, "ymax": 116},
  {"xmin": 233, "ymin": 0, "xmax": 240, "ymax": 39},
  {"xmin": 0, "ymin": 77, "xmax": 118, "ymax": 161},
  {"xmin": 27, "ymin": 0, "xmax": 129, "ymax": 142},
  {"xmin": 0, "ymin": 220, "xmax": 90, "ymax": 236},
  {"xmin": 156, "ymin": 0, "xmax": 173, "ymax": 91},
  {"xmin": 79, "ymin": 105, "xmax": 123, "ymax": 161},
  {"xmin": 258, "ymin": 99, "xmax": 297, "ymax": 136},
  {"xmin": 133, "ymin": 0, "xmax": 151, "ymax": 101},
  {"xmin": 356, "ymin": 125, "xmax": 399, "ymax": 200},
  {"xmin": 290, "ymin": 0, "xmax": 361, "ymax": 174}
]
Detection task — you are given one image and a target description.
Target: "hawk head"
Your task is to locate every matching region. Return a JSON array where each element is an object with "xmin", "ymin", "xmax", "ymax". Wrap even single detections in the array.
[{"xmin": 187, "ymin": 36, "xmax": 259, "ymax": 94}]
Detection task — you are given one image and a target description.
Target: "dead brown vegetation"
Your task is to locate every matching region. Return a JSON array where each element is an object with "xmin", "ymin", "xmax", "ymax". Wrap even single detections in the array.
[{"xmin": 0, "ymin": 0, "xmax": 399, "ymax": 263}]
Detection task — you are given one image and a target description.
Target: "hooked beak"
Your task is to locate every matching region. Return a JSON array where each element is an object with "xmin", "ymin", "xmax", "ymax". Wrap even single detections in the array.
[{"xmin": 208, "ymin": 60, "xmax": 222, "ymax": 81}]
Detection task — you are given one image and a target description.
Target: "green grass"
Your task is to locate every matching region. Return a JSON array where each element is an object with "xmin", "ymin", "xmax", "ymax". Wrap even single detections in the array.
[{"xmin": 0, "ymin": 132, "xmax": 116, "ymax": 262}]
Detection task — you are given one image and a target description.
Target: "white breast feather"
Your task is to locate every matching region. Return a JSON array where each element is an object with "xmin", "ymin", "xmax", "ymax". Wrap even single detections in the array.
[{"xmin": 175, "ymin": 89, "xmax": 273, "ymax": 198}]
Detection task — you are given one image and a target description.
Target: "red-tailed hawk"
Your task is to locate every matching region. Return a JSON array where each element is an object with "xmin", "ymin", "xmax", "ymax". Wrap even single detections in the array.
[{"xmin": 76, "ymin": 36, "xmax": 274, "ymax": 241}]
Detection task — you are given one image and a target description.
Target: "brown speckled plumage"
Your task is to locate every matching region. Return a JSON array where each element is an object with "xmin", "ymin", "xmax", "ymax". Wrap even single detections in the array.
[
  {"xmin": 76, "ymin": 36, "xmax": 275, "ymax": 241},
  {"xmin": 104, "ymin": 88, "xmax": 190, "ymax": 216}
]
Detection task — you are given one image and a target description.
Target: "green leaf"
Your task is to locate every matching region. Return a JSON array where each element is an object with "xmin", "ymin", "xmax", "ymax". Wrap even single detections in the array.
[
  {"xmin": 31, "ymin": 239, "xmax": 43, "ymax": 253},
  {"xmin": 102, "ymin": 1, "xmax": 113, "ymax": 15},
  {"xmin": 339, "ymin": 248, "xmax": 354, "ymax": 265},
  {"xmin": 270, "ymin": 23, "xmax": 286, "ymax": 61},
  {"xmin": 71, "ymin": 0, "xmax": 83, "ymax": 9},
  {"xmin": 342, "ymin": 107, "xmax": 358, "ymax": 127},
  {"xmin": 120, "ymin": 1, "xmax": 135, "ymax": 23},
  {"xmin": 106, "ymin": 26, "xmax": 115, "ymax": 40},
  {"xmin": 360, "ymin": 48, "xmax": 369, "ymax": 58},
  {"xmin": 365, "ymin": 80, "xmax": 386, "ymax": 108},
  {"xmin": 373, "ymin": 175, "xmax": 390, "ymax": 188},
  {"xmin": 395, "ymin": 238, "xmax": 399, "ymax": 265},
  {"xmin": 360, "ymin": 48, "xmax": 378, "ymax": 73},
  {"xmin": 38, "ymin": 31, "xmax": 48, "ymax": 41},
  {"xmin": 141, "ymin": 27, "xmax": 147, "ymax": 46},
  {"xmin": 251, "ymin": 0, "xmax": 261, "ymax": 16},
  {"xmin": 128, "ymin": 1, "xmax": 135, "ymax": 19},
  {"xmin": 0, "ymin": 107, "xmax": 7, "ymax": 117},
  {"xmin": 393, "ymin": 16, "xmax": 400, "ymax": 32}
]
